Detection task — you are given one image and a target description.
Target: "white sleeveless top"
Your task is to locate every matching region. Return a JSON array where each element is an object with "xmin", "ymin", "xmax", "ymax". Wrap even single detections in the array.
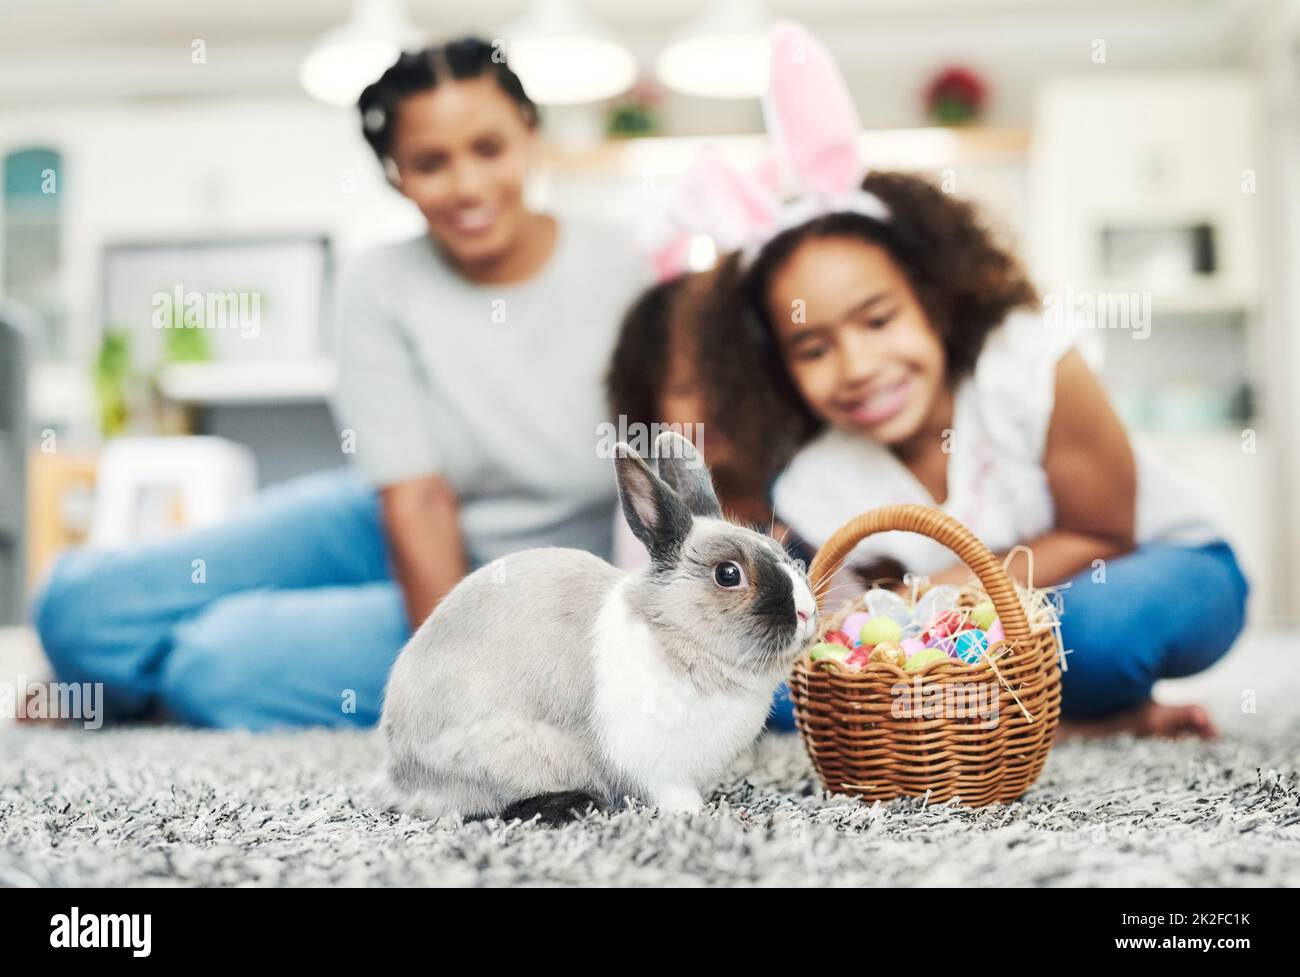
[{"xmin": 771, "ymin": 312, "xmax": 1221, "ymax": 576}]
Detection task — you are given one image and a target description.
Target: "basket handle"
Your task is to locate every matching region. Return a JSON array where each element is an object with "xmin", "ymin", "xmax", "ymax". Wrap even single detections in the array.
[{"xmin": 807, "ymin": 503, "xmax": 1032, "ymax": 644}]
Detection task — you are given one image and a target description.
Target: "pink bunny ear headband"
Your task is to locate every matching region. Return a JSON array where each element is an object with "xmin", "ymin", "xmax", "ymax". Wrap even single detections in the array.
[{"xmin": 649, "ymin": 20, "xmax": 889, "ymax": 280}]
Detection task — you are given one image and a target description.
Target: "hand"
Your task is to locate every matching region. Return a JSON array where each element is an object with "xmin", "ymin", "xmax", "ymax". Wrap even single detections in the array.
[{"xmin": 380, "ymin": 474, "xmax": 469, "ymax": 630}]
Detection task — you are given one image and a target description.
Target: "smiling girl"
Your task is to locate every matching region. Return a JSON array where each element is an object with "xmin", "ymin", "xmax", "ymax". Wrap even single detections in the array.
[{"xmin": 702, "ymin": 171, "xmax": 1249, "ymax": 739}]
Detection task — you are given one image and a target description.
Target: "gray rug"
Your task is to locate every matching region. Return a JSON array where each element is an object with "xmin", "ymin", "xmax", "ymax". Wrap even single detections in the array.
[{"xmin": 2, "ymin": 633, "xmax": 1298, "ymax": 887}]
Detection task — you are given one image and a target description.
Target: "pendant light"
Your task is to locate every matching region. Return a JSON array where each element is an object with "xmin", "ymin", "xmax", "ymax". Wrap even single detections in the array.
[
  {"xmin": 504, "ymin": 0, "xmax": 638, "ymax": 105},
  {"xmin": 300, "ymin": 0, "xmax": 422, "ymax": 107},
  {"xmin": 656, "ymin": 0, "xmax": 771, "ymax": 99}
]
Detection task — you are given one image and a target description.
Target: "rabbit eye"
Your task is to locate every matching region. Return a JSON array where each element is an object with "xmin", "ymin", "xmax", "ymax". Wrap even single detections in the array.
[{"xmin": 713, "ymin": 561, "xmax": 747, "ymax": 589}]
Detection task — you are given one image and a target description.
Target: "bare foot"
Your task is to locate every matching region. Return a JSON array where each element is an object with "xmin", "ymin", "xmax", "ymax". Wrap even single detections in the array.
[{"xmin": 1057, "ymin": 699, "xmax": 1218, "ymax": 742}]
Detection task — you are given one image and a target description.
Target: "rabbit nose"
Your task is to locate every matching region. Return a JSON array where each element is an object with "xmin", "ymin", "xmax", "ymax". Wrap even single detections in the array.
[{"xmin": 797, "ymin": 610, "xmax": 809, "ymax": 623}]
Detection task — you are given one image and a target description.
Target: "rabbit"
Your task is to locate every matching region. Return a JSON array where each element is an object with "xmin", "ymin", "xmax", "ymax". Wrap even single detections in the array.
[{"xmin": 379, "ymin": 430, "xmax": 818, "ymax": 824}]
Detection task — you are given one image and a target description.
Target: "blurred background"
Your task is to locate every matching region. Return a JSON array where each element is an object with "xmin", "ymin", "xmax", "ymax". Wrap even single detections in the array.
[{"xmin": 0, "ymin": 0, "xmax": 1297, "ymax": 637}]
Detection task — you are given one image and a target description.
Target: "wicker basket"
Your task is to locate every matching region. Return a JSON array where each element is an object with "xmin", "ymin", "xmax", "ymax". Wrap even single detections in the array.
[{"xmin": 789, "ymin": 504, "xmax": 1062, "ymax": 807}]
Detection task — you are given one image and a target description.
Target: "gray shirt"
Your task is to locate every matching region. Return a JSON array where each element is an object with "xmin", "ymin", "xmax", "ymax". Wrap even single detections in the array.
[{"xmin": 332, "ymin": 219, "xmax": 650, "ymax": 568}]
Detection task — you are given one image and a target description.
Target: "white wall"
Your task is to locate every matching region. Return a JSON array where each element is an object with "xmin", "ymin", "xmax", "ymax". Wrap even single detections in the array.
[{"xmin": 0, "ymin": 96, "xmax": 426, "ymax": 445}]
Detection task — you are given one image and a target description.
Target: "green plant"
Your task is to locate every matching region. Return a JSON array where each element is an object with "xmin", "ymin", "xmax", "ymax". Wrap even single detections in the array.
[
  {"xmin": 93, "ymin": 328, "xmax": 132, "ymax": 436},
  {"xmin": 605, "ymin": 79, "xmax": 664, "ymax": 139},
  {"xmin": 163, "ymin": 314, "xmax": 210, "ymax": 363}
]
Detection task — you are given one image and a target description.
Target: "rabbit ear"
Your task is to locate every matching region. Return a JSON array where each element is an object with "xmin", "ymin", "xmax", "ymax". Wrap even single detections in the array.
[
  {"xmin": 648, "ymin": 234, "xmax": 692, "ymax": 282},
  {"xmin": 654, "ymin": 431, "xmax": 721, "ymax": 519},
  {"xmin": 752, "ymin": 149, "xmax": 784, "ymax": 194},
  {"xmin": 614, "ymin": 442, "xmax": 693, "ymax": 564},
  {"xmin": 665, "ymin": 146, "xmax": 777, "ymax": 251},
  {"xmin": 764, "ymin": 20, "xmax": 864, "ymax": 195}
]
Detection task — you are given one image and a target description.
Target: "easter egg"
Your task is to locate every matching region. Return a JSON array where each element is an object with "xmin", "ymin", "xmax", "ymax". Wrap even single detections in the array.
[
  {"xmin": 845, "ymin": 647, "xmax": 871, "ymax": 669},
  {"xmin": 970, "ymin": 600, "xmax": 997, "ymax": 631},
  {"xmin": 824, "ymin": 629, "xmax": 854, "ymax": 648},
  {"xmin": 859, "ymin": 616, "xmax": 902, "ymax": 647},
  {"xmin": 953, "ymin": 629, "xmax": 989, "ymax": 664},
  {"xmin": 927, "ymin": 634, "xmax": 959, "ymax": 657},
  {"xmin": 987, "ymin": 620, "xmax": 1005, "ymax": 646},
  {"xmin": 904, "ymin": 648, "xmax": 950, "ymax": 672},
  {"xmin": 841, "ymin": 612, "xmax": 872, "ymax": 643},
  {"xmin": 900, "ymin": 637, "xmax": 927, "ymax": 657},
  {"xmin": 869, "ymin": 641, "xmax": 907, "ymax": 667},
  {"xmin": 864, "ymin": 589, "xmax": 911, "ymax": 625},
  {"xmin": 926, "ymin": 610, "xmax": 969, "ymax": 640},
  {"xmin": 810, "ymin": 642, "xmax": 852, "ymax": 665}
]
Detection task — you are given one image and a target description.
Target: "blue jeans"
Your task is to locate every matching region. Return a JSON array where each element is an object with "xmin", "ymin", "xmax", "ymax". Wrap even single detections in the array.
[
  {"xmin": 767, "ymin": 540, "xmax": 1249, "ymax": 729},
  {"xmin": 1053, "ymin": 540, "xmax": 1248, "ymax": 717},
  {"xmin": 32, "ymin": 470, "xmax": 410, "ymax": 729}
]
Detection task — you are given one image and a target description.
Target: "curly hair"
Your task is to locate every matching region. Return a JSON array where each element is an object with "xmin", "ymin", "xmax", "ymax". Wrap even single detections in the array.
[
  {"xmin": 357, "ymin": 38, "xmax": 538, "ymax": 164},
  {"xmin": 697, "ymin": 170, "xmax": 1039, "ymax": 496},
  {"xmin": 605, "ymin": 275, "xmax": 691, "ymax": 439},
  {"xmin": 605, "ymin": 269, "xmax": 776, "ymax": 523},
  {"xmin": 691, "ymin": 253, "xmax": 809, "ymax": 494}
]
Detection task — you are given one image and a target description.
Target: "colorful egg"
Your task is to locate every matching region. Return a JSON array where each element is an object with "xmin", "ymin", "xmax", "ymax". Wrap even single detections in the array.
[
  {"xmin": 841, "ymin": 612, "xmax": 871, "ymax": 643},
  {"xmin": 927, "ymin": 634, "xmax": 959, "ymax": 657},
  {"xmin": 900, "ymin": 637, "xmax": 927, "ymax": 657},
  {"xmin": 970, "ymin": 600, "xmax": 997, "ymax": 631},
  {"xmin": 823, "ymin": 629, "xmax": 854, "ymax": 648},
  {"xmin": 987, "ymin": 619, "xmax": 1005, "ymax": 646},
  {"xmin": 845, "ymin": 647, "xmax": 871, "ymax": 669},
  {"xmin": 810, "ymin": 642, "xmax": 852, "ymax": 664},
  {"xmin": 926, "ymin": 610, "xmax": 969, "ymax": 640},
  {"xmin": 869, "ymin": 641, "xmax": 907, "ymax": 667},
  {"xmin": 904, "ymin": 648, "xmax": 950, "ymax": 672},
  {"xmin": 953, "ymin": 629, "xmax": 989, "ymax": 664},
  {"xmin": 859, "ymin": 616, "xmax": 903, "ymax": 646}
]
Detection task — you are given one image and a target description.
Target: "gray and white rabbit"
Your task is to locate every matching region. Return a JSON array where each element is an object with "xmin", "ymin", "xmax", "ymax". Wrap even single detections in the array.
[{"xmin": 380, "ymin": 431, "xmax": 817, "ymax": 823}]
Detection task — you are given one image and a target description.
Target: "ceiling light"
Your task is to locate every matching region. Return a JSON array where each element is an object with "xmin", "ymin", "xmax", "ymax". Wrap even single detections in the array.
[
  {"xmin": 656, "ymin": 0, "xmax": 771, "ymax": 99},
  {"xmin": 504, "ymin": 0, "xmax": 637, "ymax": 105},
  {"xmin": 300, "ymin": 0, "xmax": 422, "ymax": 107}
]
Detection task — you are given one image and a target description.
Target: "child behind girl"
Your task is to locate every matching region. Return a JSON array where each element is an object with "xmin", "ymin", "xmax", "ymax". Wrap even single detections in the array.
[
  {"xmin": 697, "ymin": 170, "xmax": 1248, "ymax": 740},
  {"xmin": 605, "ymin": 268, "xmax": 811, "ymax": 729}
]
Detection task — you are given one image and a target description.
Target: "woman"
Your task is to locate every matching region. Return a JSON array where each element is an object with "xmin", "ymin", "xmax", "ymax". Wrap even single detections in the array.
[{"xmin": 33, "ymin": 39, "xmax": 649, "ymax": 729}]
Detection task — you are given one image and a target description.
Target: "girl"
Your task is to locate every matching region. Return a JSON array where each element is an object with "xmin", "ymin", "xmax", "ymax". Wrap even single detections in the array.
[
  {"xmin": 605, "ymin": 269, "xmax": 774, "ymax": 534},
  {"xmin": 32, "ymin": 38, "xmax": 649, "ymax": 729},
  {"xmin": 605, "ymin": 268, "xmax": 812, "ymax": 730},
  {"xmin": 700, "ymin": 171, "xmax": 1248, "ymax": 739}
]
